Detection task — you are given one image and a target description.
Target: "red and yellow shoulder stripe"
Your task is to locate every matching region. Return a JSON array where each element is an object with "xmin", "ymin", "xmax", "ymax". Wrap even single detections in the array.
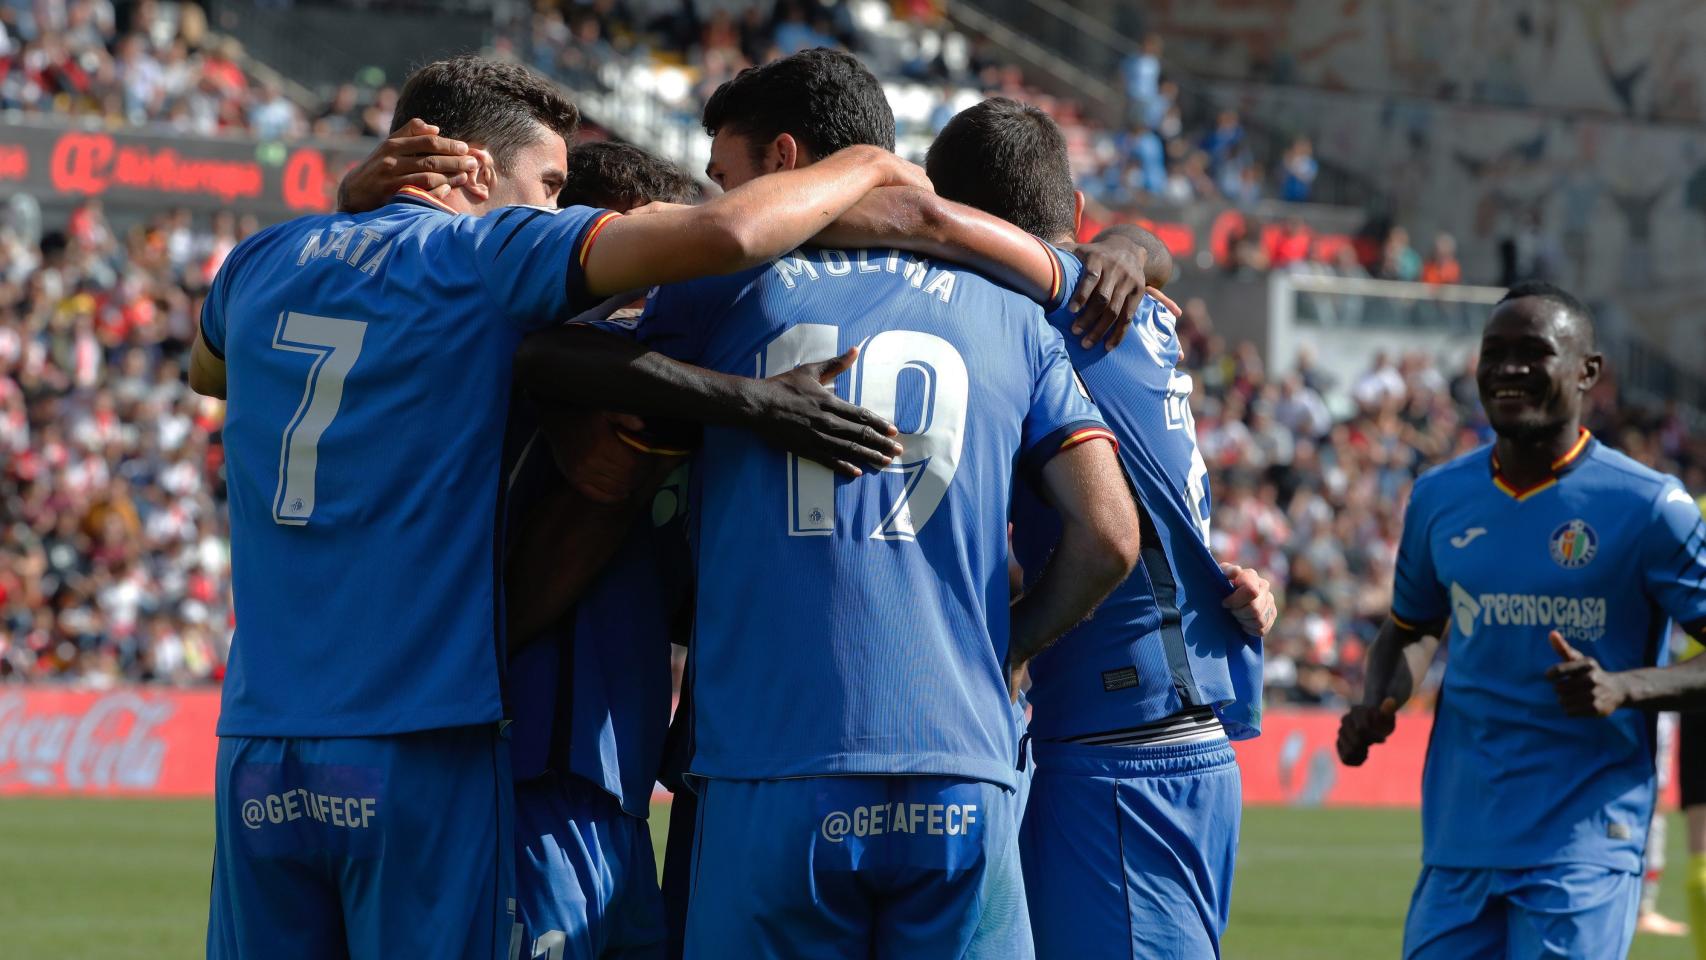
[
  {"xmin": 1058, "ymin": 426, "xmax": 1117, "ymax": 454},
  {"xmin": 396, "ymin": 185, "xmax": 457, "ymax": 213},
  {"xmin": 577, "ymin": 211, "xmax": 622, "ymax": 268}
]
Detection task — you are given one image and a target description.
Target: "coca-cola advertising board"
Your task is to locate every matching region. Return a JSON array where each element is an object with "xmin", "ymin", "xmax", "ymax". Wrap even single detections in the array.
[
  {"xmin": 0, "ymin": 694, "xmax": 1678, "ymax": 808},
  {"xmin": 0, "ymin": 688, "xmax": 218, "ymax": 796}
]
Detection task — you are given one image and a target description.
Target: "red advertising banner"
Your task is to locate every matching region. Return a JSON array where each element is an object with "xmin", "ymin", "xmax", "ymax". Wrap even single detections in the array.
[
  {"xmin": 0, "ymin": 688, "xmax": 219, "ymax": 796},
  {"xmin": 1232, "ymin": 707, "xmax": 1429, "ymax": 807},
  {"xmin": 0, "ymin": 120, "xmax": 371, "ymax": 218},
  {"xmin": 0, "ymin": 695, "xmax": 1676, "ymax": 809}
]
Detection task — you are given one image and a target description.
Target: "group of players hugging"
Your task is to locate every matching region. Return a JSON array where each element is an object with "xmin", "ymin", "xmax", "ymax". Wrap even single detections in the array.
[{"xmin": 190, "ymin": 46, "xmax": 1706, "ymax": 960}]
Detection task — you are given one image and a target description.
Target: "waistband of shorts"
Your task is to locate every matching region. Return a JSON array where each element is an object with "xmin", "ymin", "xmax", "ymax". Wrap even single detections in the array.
[{"xmin": 1030, "ymin": 734, "xmax": 1236, "ymax": 777}]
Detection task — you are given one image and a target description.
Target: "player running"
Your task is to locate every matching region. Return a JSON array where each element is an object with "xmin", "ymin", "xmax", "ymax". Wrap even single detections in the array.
[
  {"xmin": 569, "ymin": 50, "xmax": 1141, "ymax": 958},
  {"xmin": 1338, "ymin": 282, "xmax": 1706, "ymax": 960},
  {"xmin": 923, "ymin": 97, "xmax": 1276, "ymax": 959},
  {"xmin": 190, "ymin": 55, "xmax": 934, "ymax": 960}
]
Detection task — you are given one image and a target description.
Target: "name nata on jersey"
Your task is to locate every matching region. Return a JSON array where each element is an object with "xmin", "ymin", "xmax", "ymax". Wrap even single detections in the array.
[{"xmin": 294, "ymin": 224, "xmax": 395, "ymax": 276}]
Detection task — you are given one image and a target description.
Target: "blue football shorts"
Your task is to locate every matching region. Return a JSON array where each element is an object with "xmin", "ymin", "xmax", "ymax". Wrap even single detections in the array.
[
  {"xmin": 513, "ymin": 770, "xmax": 667, "ymax": 960},
  {"xmin": 684, "ymin": 774, "xmax": 1031, "ymax": 960},
  {"xmin": 1403, "ymin": 862, "xmax": 1640, "ymax": 960},
  {"xmin": 208, "ymin": 723, "xmax": 515, "ymax": 960},
  {"xmin": 1020, "ymin": 737, "xmax": 1241, "ymax": 960}
]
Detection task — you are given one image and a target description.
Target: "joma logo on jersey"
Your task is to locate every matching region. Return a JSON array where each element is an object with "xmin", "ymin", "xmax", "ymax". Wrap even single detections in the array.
[
  {"xmin": 1549, "ymin": 519, "xmax": 1598, "ymax": 569},
  {"xmin": 1449, "ymin": 582, "xmax": 1607, "ymax": 643}
]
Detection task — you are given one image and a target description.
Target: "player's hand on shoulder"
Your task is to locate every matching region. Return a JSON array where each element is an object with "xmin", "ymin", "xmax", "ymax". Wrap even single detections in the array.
[
  {"xmin": 747, "ymin": 345, "xmax": 904, "ymax": 478},
  {"xmin": 1063, "ymin": 236, "xmax": 1181, "ymax": 351},
  {"xmin": 1545, "ymin": 630, "xmax": 1630, "ymax": 718},
  {"xmin": 1336, "ymin": 697, "xmax": 1398, "ymax": 767},
  {"xmin": 1221, "ymin": 562, "xmax": 1277, "ymax": 638},
  {"xmin": 336, "ymin": 118, "xmax": 476, "ymax": 214}
]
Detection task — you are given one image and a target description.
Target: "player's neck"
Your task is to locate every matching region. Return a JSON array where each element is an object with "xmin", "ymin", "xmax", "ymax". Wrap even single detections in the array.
[{"xmin": 1493, "ymin": 421, "xmax": 1584, "ymax": 487}]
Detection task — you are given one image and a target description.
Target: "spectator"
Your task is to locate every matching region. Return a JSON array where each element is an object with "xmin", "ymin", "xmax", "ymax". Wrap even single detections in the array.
[
  {"xmin": 1199, "ymin": 109, "xmax": 1245, "ymax": 179},
  {"xmin": 1120, "ymin": 33, "xmax": 1163, "ymax": 125},
  {"xmin": 1421, "ymin": 232, "xmax": 1462, "ymax": 284},
  {"xmin": 1279, "ymin": 137, "xmax": 1318, "ymax": 203},
  {"xmin": 1118, "ymin": 121, "xmax": 1168, "ymax": 196},
  {"xmin": 1378, "ymin": 227, "xmax": 1422, "ymax": 281}
]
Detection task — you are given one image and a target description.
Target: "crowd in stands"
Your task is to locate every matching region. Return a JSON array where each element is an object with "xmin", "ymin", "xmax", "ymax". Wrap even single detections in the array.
[
  {"xmin": 0, "ymin": 197, "xmax": 236, "ymax": 684},
  {"xmin": 0, "ymin": 0, "xmax": 393, "ymax": 140},
  {"xmin": 0, "ymin": 193, "xmax": 1695, "ymax": 702}
]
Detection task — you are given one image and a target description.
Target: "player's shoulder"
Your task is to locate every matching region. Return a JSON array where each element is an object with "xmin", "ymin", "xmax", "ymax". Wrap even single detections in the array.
[
  {"xmin": 1412, "ymin": 443, "xmax": 1492, "ymax": 497},
  {"xmin": 1579, "ymin": 439, "xmax": 1684, "ymax": 502}
]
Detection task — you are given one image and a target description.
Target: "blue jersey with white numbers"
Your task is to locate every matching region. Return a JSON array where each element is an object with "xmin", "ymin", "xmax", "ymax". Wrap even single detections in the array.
[
  {"xmin": 201, "ymin": 191, "xmax": 619, "ymax": 736},
  {"xmin": 1012, "ymin": 253, "xmax": 1260, "ymax": 742},
  {"xmin": 1393, "ymin": 433, "xmax": 1706, "ymax": 872},
  {"xmin": 504, "ymin": 403, "xmax": 691, "ymax": 819},
  {"xmin": 592, "ymin": 247, "xmax": 1110, "ymax": 789}
]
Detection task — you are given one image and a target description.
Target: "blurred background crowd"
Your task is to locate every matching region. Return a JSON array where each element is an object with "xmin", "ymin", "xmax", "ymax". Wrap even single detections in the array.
[{"xmin": 2, "ymin": 0, "xmax": 1701, "ymax": 710}]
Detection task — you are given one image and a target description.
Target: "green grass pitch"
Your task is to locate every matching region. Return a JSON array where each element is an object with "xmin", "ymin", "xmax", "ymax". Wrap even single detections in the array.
[{"xmin": 0, "ymin": 797, "xmax": 1693, "ymax": 959}]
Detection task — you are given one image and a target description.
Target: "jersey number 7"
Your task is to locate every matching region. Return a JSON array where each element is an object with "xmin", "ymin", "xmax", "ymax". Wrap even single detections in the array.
[
  {"xmin": 270, "ymin": 311, "xmax": 367, "ymax": 526},
  {"xmin": 758, "ymin": 323, "xmax": 968, "ymax": 541}
]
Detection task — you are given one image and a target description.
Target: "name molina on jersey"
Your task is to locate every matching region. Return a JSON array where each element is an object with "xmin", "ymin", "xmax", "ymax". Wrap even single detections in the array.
[{"xmin": 1450, "ymin": 581, "xmax": 1608, "ymax": 644}]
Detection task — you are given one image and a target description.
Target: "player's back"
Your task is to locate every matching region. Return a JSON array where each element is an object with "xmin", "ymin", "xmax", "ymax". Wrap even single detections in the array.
[
  {"xmin": 203, "ymin": 193, "xmax": 614, "ymax": 736},
  {"xmin": 1397, "ymin": 437, "xmax": 1706, "ymax": 872},
  {"xmin": 625, "ymin": 247, "xmax": 1106, "ymax": 790},
  {"xmin": 1013, "ymin": 290, "xmax": 1259, "ymax": 741}
]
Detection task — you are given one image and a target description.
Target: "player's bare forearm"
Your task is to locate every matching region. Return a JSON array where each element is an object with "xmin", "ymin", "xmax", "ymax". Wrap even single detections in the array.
[
  {"xmin": 514, "ymin": 326, "xmax": 901, "ymax": 475},
  {"xmin": 188, "ymin": 333, "xmax": 227, "ymax": 400},
  {"xmin": 582, "ymin": 145, "xmax": 928, "ymax": 298},
  {"xmin": 1600, "ymin": 641, "xmax": 1706, "ymax": 712},
  {"xmin": 1361, "ymin": 617, "xmax": 1439, "ymax": 708},
  {"xmin": 812, "ymin": 187, "xmax": 1059, "ymax": 303},
  {"xmin": 505, "ymin": 484, "xmax": 649, "ymax": 650},
  {"xmin": 516, "ymin": 326, "xmax": 752, "ymax": 426},
  {"xmin": 1009, "ymin": 439, "xmax": 1141, "ymax": 665}
]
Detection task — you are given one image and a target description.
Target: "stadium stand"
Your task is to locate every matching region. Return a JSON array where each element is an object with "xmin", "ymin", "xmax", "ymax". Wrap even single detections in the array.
[{"xmin": 2, "ymin": 0, "xmax": 1702, "ymax": 715}]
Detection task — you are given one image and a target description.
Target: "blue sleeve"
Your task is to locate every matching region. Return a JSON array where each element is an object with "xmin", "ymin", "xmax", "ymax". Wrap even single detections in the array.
[
  {"xmin": 1041, "ymin": 245, "xmax": 1080, "ymax": 335},
  {"xmin": 1391, "ymin": 481, "xmax": 1448, "ymax": 626},
  {"xmin": 472, "ymin": 204, "xmax": 619, "ymax": 333},
  {"xmin": 577, "ymin": 281, "xmax": 710, "ymax": 364},
  {"xmin": 1642, "ymin": 484, "xmax": 1706, "ymax": 632},
  {"xmin": 200, "ymin": 259, "xmax": 232, "ymax": 359},
  {"xmin": 1017, "ymin": 318, "xmax": 1113, "ymax": 477}
]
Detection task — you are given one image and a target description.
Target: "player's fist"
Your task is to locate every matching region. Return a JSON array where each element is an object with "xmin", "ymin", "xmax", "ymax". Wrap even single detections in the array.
[
  {"xmin": 1336, "ymin": 697, "xmax": 1398, "ymax": 767},
  {"xmin": 337, "ymin": 118, "xmax": 477, "ymax": 214},
  {"xmin": 1545, "ymin": 630, "xmax": 1630, "ymax": 717},
  {"xmin": 542, "ymin": 411, "xmax": 665, "ymax": 505},
  {"xmin": 1221, "ymin": 563, "xmax": 1277, "ymax": 638}
]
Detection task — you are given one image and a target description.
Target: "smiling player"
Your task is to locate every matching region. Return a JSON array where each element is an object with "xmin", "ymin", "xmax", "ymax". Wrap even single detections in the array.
[{"xmin": 1338, "ymin": 281, "xmax": 1706, "ymax": 960}]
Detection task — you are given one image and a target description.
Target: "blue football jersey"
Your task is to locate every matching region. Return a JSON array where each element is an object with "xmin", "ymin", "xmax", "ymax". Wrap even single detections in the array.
[
  {"xmin": 1012, "ymin": 252, "xmax": 1260, "ymax": 742},
  {"xmin": 590, "ymin": 247, "xmax": 1111, "ymax": 789},
  {"xmin": 1393, "ymin": 432, "xmax": 1706, "ymax": 872},
  {"xmin": 201, "ymin": 192, "xmax": 619, "ymax": 736},
  {"xmin": 504, "ymin": 405, "xmax": 691, "ymax": 819}
]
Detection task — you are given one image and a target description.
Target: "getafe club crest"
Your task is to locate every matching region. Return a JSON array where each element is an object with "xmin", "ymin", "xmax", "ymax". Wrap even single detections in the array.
[{"xmin": 1549, "ymin": 519, "xmax": 1598, "ymax": 569}]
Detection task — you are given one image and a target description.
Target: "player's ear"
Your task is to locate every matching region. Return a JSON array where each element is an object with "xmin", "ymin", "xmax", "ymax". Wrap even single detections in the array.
[
  {"xmin": 1073, "ymin": 191, "xmax": 1085, "ymax": 236},
  {"xmin": 1580, "ymin": 351, "xmax": 1603, "ymax": 392},
  {"xmin": 771, "ymin": 134, "xmax": 799, "ymax": 173},
  {"xmin": 463, "ymin": 147, "xmax": 496, "ymax": 203}
]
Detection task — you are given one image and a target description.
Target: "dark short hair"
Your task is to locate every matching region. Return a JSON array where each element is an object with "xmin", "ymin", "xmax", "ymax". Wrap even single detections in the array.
[
  {"xmin": 558, "ymin": 141, "xmax": 699, "ymax": 211},
  {"xmin": 925, "ymin": 97, "xmax": 1075, "ymax": 241},
  {"xmin": 1497, "ymin": 280, "xmax": 1596, "ymax": 348},
  {"xmin": 702, "ymin": 48, "xmax": 894, "ymax": 159},
  {"xmin": 393, "ymin": 56, "xmax": 579, "ymax": 176}
]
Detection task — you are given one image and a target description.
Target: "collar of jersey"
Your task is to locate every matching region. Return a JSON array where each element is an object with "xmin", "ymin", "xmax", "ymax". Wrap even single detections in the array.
[
  {"xmin": 1489, "ymin": 427, "xmax": 1593, "ymax": 501},
  {"xmin": 393, "ymin": 186, "xmax": 457, "ymax": 214}
]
